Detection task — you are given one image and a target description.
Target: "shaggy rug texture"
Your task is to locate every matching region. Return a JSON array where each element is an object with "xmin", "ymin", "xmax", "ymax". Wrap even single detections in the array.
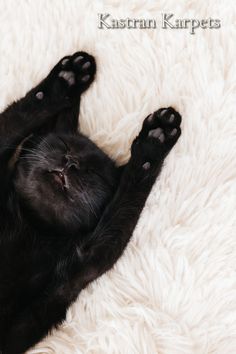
[{"xmin": 0, "ymin": 0, "xmax": 236, "ymax": 353}]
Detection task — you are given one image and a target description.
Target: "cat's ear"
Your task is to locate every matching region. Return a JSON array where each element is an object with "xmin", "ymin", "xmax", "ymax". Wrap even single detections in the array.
[{"xmin": 8, "ymin": 134, "xmax": 33, "ymax": 171}]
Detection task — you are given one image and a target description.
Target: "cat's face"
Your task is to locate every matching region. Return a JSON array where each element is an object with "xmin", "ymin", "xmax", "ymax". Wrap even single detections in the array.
[{"xmin": 13, "ymin": 133, "xmax": 117, "ymax": 232}]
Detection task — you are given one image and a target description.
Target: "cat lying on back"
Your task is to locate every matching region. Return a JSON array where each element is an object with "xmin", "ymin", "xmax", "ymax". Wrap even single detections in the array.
[{"xmin": 0, "ymin": 51, "xmax": 181, "ymax": 353}]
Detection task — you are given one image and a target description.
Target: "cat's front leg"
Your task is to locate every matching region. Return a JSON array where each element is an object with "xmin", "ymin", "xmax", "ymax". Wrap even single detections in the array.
[
  {"xmin": 0, "ymin": 51, "xmax": 96, "ymax": 148},
  {"xmin": 79, "ymin": 107, "xmax": 182, "ymax": 283}
]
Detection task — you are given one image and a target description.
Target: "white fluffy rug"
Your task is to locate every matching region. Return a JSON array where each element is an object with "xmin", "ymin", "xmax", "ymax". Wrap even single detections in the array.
[{"xmin": 1, "ymin": 0, "xmax": 236, "ymax": 353}]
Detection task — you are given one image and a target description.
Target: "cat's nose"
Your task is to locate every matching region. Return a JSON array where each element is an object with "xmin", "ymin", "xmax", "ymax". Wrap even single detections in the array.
[{"xmin": 65, "ymin": 155, "xmax": 79, "ymax": 171}]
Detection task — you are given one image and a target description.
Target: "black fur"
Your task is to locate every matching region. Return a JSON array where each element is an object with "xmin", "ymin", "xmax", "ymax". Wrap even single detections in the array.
[{"xmin": 0, "ymin": 52, "xmax": 181, "ymax": 353}]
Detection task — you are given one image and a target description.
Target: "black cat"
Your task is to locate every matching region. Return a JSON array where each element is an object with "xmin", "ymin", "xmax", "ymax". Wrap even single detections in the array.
[{"xmin": 0, "ymin": 51, "xmax": 181, "ymax": 353}]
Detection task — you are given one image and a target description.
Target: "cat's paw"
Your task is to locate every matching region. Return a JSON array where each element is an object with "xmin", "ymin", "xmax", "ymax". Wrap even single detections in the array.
[
  {"xmin": 57, "ymin": 51, "xmax": 96, "ymax": 90},
  {"xmin": 35, "ymin": 52, "xmax": 96, "ymax": 102},
  {"xmin": 131, "ymin": 107, "xmax": 181, "ymax": 173},
  {"xmin": 141, "ymin": 107, "xmax": 181, "ymax": 148}
]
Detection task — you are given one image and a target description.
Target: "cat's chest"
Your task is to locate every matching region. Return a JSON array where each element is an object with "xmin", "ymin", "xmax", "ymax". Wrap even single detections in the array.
[
  {"xmin": 0, "ymin": 230, "xmax": 73, "ymax": 294},
  {"xmin": 0, "ymin": 236, "xmax": 51, "ymax": 285}
]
